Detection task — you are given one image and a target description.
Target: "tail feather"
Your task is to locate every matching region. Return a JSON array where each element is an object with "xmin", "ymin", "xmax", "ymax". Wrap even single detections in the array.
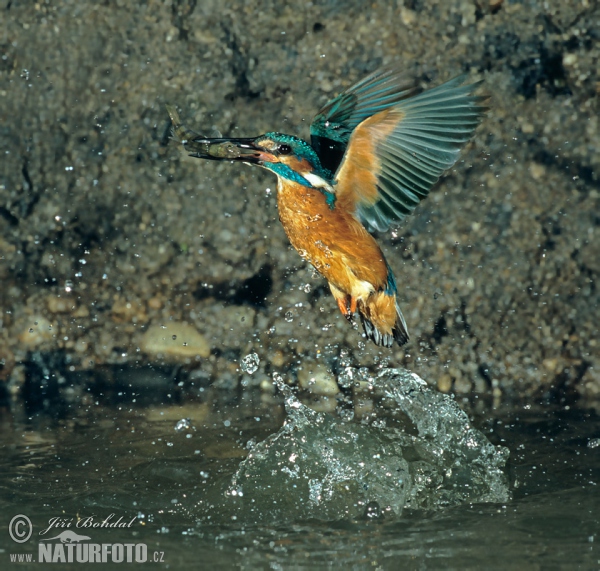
[
  {"xmin": 359, "ymin": 296, "xmax": 409, "ymax": 348},
  {"xmin": 392, "ymin": 301, "xmax": 409, "ymax": 346}
]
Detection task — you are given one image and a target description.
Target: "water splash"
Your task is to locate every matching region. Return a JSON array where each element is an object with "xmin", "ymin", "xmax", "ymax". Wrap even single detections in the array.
[
  {"xmin": 174, "ymin": 418, "xmax": 192, "ymax": 432},
  {"xmin": 217, "ymin": 368, "xmax": 509, "ymax": 523},
  {"xmin": 240, "ymin": 353, "xmax": 260, "ymax": 375}
]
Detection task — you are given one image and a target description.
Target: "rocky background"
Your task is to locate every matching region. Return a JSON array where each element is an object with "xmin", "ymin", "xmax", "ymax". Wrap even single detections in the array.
[{"xmin": 0, "ymin": 0, "xmax": 598, "ymax": 407}]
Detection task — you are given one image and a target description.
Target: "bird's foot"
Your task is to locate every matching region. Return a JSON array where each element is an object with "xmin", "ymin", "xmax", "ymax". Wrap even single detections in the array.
[{"xmin": 336, "ymin": 296, "xmax": 358, "ymax": 325}]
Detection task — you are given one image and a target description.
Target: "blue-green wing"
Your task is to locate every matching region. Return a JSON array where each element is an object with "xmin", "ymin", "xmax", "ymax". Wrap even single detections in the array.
[
  {"xmin": 333, "ymin": 75, "xmax": 487, "ymax": 232},
  {"xmin": 310, "ymin": 68, "xmax": 418, "ymax": 174}
]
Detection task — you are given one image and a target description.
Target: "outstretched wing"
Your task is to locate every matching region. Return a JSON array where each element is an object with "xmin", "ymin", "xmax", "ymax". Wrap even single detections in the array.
[
  {"xmin": 332, "ymin": 75, "xmax": 488, "ymax": 233},
  {"xmin": 310, "ymin": 68, "xmax": 419, "ymax": 174}
]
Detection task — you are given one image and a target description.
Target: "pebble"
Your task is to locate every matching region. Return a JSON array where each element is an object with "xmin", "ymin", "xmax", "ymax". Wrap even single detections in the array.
[
  {"xmin": 437, "ymin": 374, "xmax": 453, "ymax": 393},
  {"xmin": 298, "ymin": 364, "xmax": 340, "ymax": 396},
  {"xmin": 72, "ymin": 305, "xmax": 90, "ymax": 318},
  {"xmin": 302, "ymin": 395, "xmax": 337, "ymax": 413},
  {"xmin": 17, "ymin": 317, "xmax": 55, "ymax": 347},
  {"xmin": 148, "ymin": 296, "xmax": 163, "ymax": 310},
  {"xmin": 260, "ymin": 378, "xmax": 276, "ymax": 393},
  {"xmin": 141, "ymin": 322, "xmax": 211, "ymax": 360},
  {"xmin": 46, "ymin": 295, "xmax": 72, "ymax": 314}
]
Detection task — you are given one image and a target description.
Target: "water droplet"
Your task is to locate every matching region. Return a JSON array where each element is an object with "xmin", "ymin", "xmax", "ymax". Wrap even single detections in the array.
[
  {"xmin": 174, "ymin": 418, "xmax": 192, "ymax": 432},
  {"xmin": 338, "ymin": 366, "xmax": 355, "ymax": 388},
  {"xmin": 301, "ymin": 283, "xmax": 311, "ymax": 293},
  {"xmin": 338, "ymin": 408, "xmax": 355, "ymax": 422},
  {"xmin": 364, "ymin": 501, "xmax": 381, "ymax": 519},
  {"xmin": 272, "ymin": 371, "xmax": 284, "ymax": 389},
  {"xmin": 172, "ymin": 334, "xmax": 177, "ymax": 340},
  {"xmin": 314, "ymin": 240, "xmax": 333, "ymax": 258},
  {"xmin": 284, "ymin": 311, "xmax": 294, "ymax": 322},
  {"xmin": 240, "ymin": 352, "xmax": 260, "ymax": 374}
]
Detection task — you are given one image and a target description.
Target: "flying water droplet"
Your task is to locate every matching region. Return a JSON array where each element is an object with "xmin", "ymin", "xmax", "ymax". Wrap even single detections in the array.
[
  {"xmin": 338, "ymin": 366, "xmax": 355, "ymax": 388},
  {"xmin": 314, "ymin": 240, "xmax": 333, "ymax": 258},
  {"xmin": 284, "ymin": 311, "xmax": 294, "ymax": 323},
  {"xmin": 174, "ymin": 418, "xmax": 192, "ymax": 432},
  {"xmin": 338, "ymin": 408, "xmax": 355, "ymax": 422},
  {"xmin": 240, "ymin": 352, "xmax": 260, "ymax": 374}
]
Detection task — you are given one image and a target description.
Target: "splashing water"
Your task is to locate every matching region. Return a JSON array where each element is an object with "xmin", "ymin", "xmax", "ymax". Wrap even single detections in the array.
[
  {"xmin": 240, "ymin": 353, "xmax": 260, "ymax": 375},
  {"xmin": 212, "ymin": 368, "xmax": 509, "ymax": 523},
  {"xmin": 174, "ymin": 418, "xmax": 192, "ymax": 432}
]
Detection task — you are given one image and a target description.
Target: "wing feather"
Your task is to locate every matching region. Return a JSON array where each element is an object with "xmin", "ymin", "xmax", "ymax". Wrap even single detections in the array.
[
  {"xmin": 310, "ymin": 68, "xmax": 419, "ymax": 173},
  {"xmin": 333, "ymin": 74, "xmax": 487, "ymax": 232}
]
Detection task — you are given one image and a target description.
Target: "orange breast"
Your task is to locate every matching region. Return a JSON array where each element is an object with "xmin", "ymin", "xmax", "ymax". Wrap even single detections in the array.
[{"xmin": 276, "ymin": 180, "xmax": 389, "ymax": 297}]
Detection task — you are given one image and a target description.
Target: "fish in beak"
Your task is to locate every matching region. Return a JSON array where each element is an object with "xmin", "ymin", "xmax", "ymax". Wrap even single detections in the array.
[{"xmin": 165, "ymin": 104, "xmax": 276, "ymax": 164}]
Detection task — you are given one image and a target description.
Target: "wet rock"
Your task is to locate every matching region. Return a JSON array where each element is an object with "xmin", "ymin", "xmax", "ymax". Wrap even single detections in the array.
[
  {"xmin": 111, "ymin": 297, "xmax": 148, "ymax": 324},
  {"xmin": 45, "ymin": 295, "xmax": 74, "ymax": 314},
  {"xmin": 72, "ymin": 305, "xmax": 90, "ymax": 318},
  {"xmin": 301, "ymin": 394, "xmax": 338, "ymax": 413},
  {"xmin": 17, "ymin": 317, "xmax": 55, "ymax": 348},
  {"xmin": 298, "ymin": 363, "xmax": 340, "ymax": 396},
  {"xmin": 259, "ymin": 378, "xmax": 276, "ymax": 393},
  {"xmin": 437, "ymin": 374, "xmax": 453, "ymax": 393},
  {"xmin": 141, "ymin": 322, "xmax": 210, "ymax": 361}
]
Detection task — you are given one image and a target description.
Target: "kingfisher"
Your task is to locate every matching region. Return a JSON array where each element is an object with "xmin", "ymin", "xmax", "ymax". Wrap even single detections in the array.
[{"xmin": 166, "ymin": 68, "xmax": 486, "ymax": 347}]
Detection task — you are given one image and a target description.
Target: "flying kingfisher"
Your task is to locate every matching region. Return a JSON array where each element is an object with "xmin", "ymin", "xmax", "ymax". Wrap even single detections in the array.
[{"xmin": 166, "ymin": 68, "xmax": 486, "ymax": 347}]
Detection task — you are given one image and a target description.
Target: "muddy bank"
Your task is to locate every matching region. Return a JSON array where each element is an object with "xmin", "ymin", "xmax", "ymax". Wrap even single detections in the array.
[{"xmin": 0, "ymin": 0, "xmax": 598, "ymax": 404}]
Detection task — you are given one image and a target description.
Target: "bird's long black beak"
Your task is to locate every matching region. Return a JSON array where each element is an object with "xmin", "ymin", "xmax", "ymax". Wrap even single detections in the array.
[
  {"xmin": 184, "ymin": 137, "xmax": 271, "ymax": 164},
  {"xmin": 166, "ymin": 105, "xmax": 274, "ymax": 164}
]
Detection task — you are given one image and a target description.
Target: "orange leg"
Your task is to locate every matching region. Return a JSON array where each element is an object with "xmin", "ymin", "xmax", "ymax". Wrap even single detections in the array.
[
  {"xmin": 335, "ymin": 295, "xmax": 357, "ymax": 322},
  {"xmin": 349, "ymin": 296, "xmax": 357, "ymax": 314},
  {"xmin": 336, "ymin": 296, "xmax": 350, "ymax": 317}
]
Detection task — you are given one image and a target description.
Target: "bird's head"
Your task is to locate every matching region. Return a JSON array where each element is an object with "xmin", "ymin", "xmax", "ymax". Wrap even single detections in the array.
[{"xmin": 187, "ymin": 132, "xmax": 333, "ymax": 189}]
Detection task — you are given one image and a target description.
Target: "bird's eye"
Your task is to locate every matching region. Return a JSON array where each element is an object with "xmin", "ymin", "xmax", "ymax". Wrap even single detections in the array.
[{"xmin": 278, "ymin": 144, "xmax": 292, "ymax": 155}]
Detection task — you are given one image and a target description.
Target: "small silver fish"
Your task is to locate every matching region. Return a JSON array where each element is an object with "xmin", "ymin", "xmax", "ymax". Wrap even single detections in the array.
[{"xmin": 166, "ymin": 105, "xmax": 259, "ymax": 161}]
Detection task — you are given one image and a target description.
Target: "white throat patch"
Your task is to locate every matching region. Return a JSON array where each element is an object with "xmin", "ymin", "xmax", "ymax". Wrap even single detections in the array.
[{"xmin": 303, "ymin": 173, "xmax": 335, "ymax": 193}]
